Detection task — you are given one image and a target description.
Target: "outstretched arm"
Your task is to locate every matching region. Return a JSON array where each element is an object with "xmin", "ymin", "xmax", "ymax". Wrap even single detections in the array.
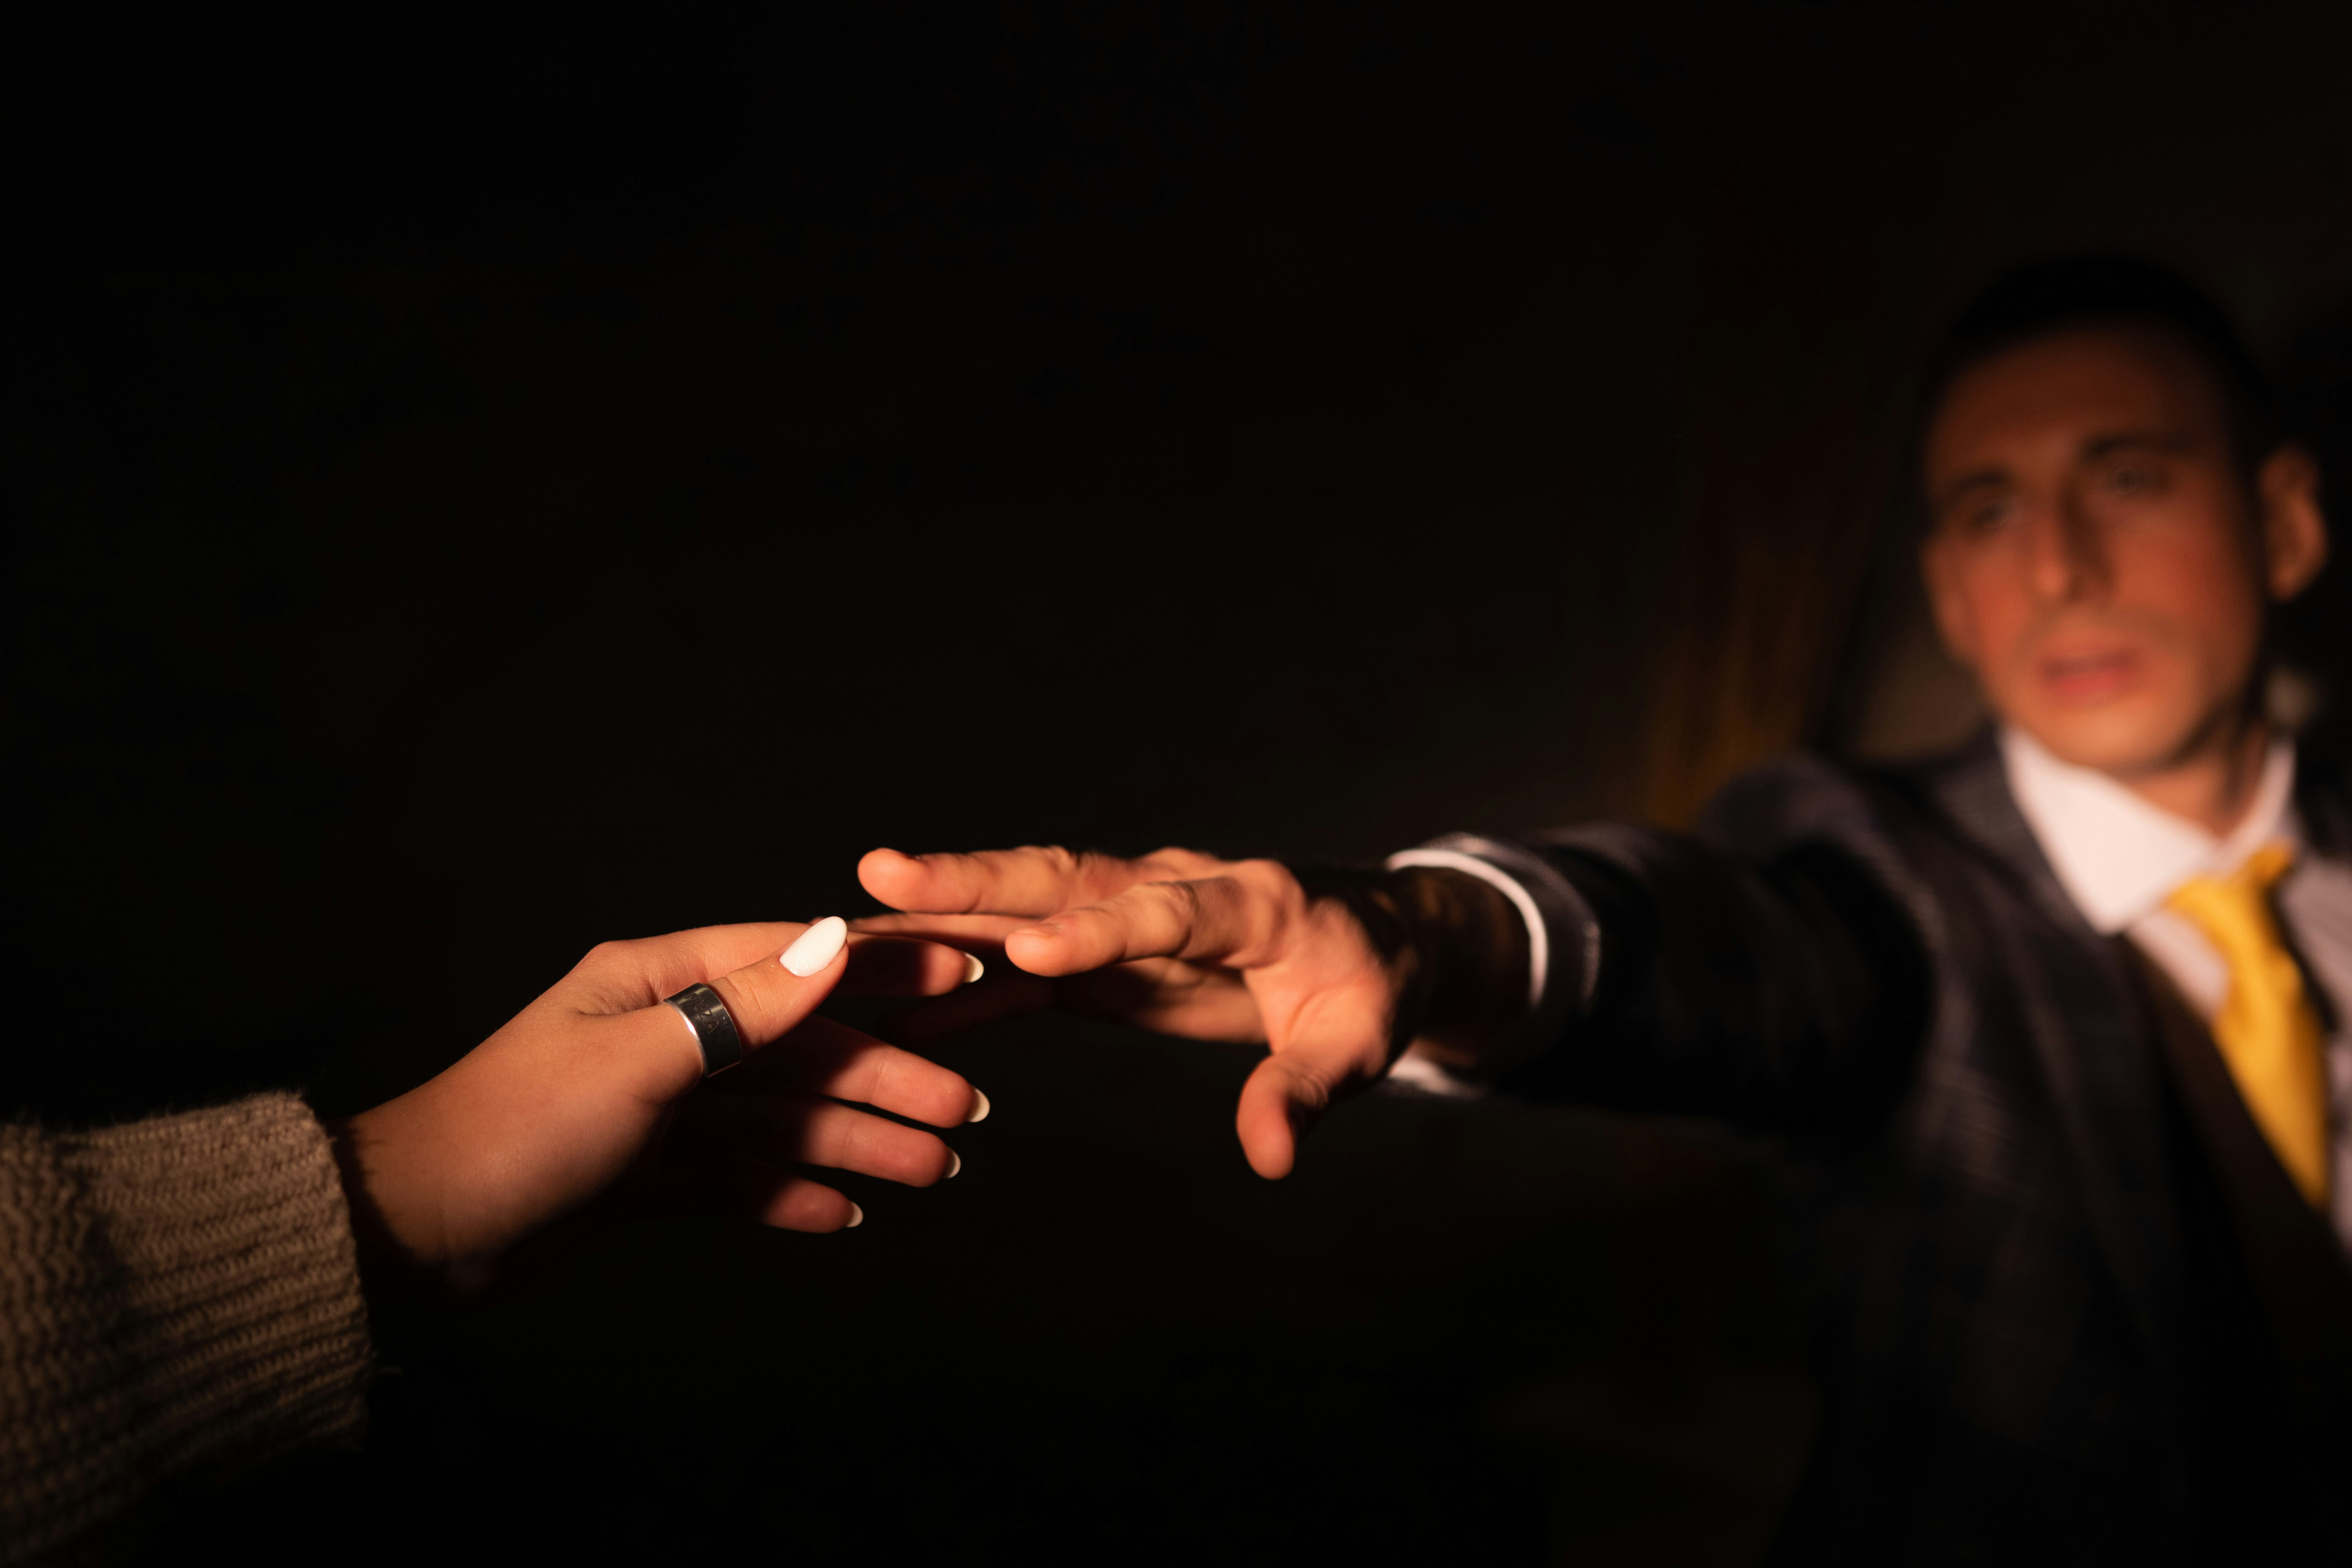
[
  {"xmin": 858, "ymin": 808, "xmax": 1933, "ymax": 1172},
  {"xmin": 1514, "ymin": 824, "xmax": 1934, "ymax": 1140},
  {"xmin": 0, "ymin": 918, "xmax": 990, "ymax": 1558}
]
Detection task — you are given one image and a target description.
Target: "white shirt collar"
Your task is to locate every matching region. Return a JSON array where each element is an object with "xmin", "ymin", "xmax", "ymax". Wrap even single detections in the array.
[{"xmin": 1999, "ymin": 725, "xmax": 2299, "ymax": 934}]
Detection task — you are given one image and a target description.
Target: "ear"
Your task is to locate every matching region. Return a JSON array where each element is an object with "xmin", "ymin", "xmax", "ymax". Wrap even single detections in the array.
[
  {"xmin": 1920, "ymin": 529, "xmax": 1982, "ymax": 671},
  {"xmin": 2259, "ymin": 442, "xmax": 2328, "ymax": 601}
]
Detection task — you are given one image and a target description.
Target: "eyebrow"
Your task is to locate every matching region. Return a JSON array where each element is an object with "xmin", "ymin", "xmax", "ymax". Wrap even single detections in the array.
[
  {"xmin": 1935, "ymin": 468, "xmax": 2007, "ymax": 510},
  {"xmin": 2080, "ymin": 430, "xmax": 2194, "ymax": 460}
]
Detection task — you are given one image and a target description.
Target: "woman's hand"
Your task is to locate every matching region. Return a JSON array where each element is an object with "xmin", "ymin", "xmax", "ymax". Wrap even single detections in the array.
[{"xmin": 331, "ymin": 917, "xmax": 987, "ymax": 1300}]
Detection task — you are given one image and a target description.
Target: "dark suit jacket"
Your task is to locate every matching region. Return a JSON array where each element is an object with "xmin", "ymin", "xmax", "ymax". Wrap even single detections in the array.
[{"xmin": 1497, "ymin": 732, "xmax": 2352, "ymax": 1564}]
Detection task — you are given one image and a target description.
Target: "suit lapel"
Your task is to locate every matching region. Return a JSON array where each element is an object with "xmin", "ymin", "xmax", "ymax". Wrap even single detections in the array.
[
  {"xmin": 2293, "ymin": 749, "xmax": 2352, "ymax": 860},
  {"xmin": 1913, "ymin": 733, "xmax": 2188, "ymax": 1394},
  {"xmin": 1916, "ymin": 730, "xmax": 2087, "ymax": 933}
]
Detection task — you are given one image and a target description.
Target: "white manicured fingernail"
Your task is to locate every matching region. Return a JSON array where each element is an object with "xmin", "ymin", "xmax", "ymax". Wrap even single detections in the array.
[
  {"xmin": 967, "ymin": 1089, "xmax": 991, "ymax": 1123},
  {"xmin": 944, "ymin": 1149, "xmax": 962, "ymax": 1179},
  {"xmin": 961, "ymin": 952, "xmax": 985, "ymax": 985},
  {"xmin": 781, "ymin": 916, "xmax": 848, "ymax": 976}
]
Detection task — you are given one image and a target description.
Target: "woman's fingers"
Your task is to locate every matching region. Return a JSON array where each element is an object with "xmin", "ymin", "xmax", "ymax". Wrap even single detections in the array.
[
  {"xmin": 565, "ymin": 922, "xmax": 978, "ymax": 1014},
  {"xmin": 608, "ymin": 918, "xmax": 854, "ymax": 1100},
  {"xmin": 560, "ymin": 921, "xmax": 974, "ymax": 1020},
  {"xmin": 568, "ymin": 921, "xmax": 822, "ymax": 1013},
  {"xmin": 669, "ymin": 1154, "xmax": 865, "ymax": 1233},
  {"xmin": 699, "ymin": 916, "xmax": 852, "ymax": 1049},
  {"xmin": 726, "ymin": 1014, "xmax": 987, "ymax": 1127},
  {"xmin": 839, "ymin": 933, "xmax": 987, "ymax": 996},
  {"xmin": 679, "ymin": 1088, "xmax": 962, "ymax": 1187},
  {"xmin": 582, "ymin": 919, "xmax": 994, "ymax": 1107}
]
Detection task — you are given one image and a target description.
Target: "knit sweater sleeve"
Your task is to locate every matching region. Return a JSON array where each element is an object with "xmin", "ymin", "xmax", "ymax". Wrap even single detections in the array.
[{"xmin": 0, "ymin": 1093, "xmax": 374, "ymax": 1563}]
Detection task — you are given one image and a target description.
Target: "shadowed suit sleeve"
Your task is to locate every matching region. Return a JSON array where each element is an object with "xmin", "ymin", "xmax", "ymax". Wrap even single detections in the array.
[{"xmin": 1442, "ymin": 755, "xmax": 1939, "ymax": 1142}]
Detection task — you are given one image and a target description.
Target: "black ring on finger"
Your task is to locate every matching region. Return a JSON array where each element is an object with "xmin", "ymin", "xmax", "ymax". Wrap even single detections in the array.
[{"xmin": 665, "ymin": 982, "xmax": 744, "ymax": 1075}]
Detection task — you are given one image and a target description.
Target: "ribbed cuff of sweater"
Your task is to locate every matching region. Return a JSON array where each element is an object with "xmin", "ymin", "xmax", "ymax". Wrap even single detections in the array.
[{"xmin": 0, "ymin": 1093, "xmax": 374, "ymax": 1563}]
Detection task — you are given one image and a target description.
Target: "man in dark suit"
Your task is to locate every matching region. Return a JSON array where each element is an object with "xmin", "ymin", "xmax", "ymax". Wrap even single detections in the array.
[{"xmin": 855, "ymin": 258, "xmax": 2349, "ymax": 1559}]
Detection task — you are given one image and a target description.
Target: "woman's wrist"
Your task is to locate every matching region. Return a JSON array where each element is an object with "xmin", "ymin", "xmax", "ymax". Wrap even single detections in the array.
[
  {"xmin": 324, "ymin": 1113, "xmax": 408, "ymax": 1303},
  {"xmin": 324, "ymin": 1107, "xmax": 451, "ymax": 1309}
]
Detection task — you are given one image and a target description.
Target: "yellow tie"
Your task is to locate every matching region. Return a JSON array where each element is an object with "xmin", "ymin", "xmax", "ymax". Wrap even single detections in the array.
[{"xmin": 2165, "ymin": 841, "xmax": 2332, "ymax": 1209}]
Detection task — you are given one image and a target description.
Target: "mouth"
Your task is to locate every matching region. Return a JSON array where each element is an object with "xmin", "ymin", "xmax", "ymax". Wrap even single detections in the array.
[{"xmin": 2036, "ymin": 646, "xmax": 2141, "ymax": 704}]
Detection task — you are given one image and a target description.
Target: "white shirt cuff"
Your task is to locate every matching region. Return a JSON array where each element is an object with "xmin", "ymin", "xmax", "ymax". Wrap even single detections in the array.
[
  {"xmin": 1382, "ymin": 847, "xmax": 1550, "ymax": 1014},
  {"xmin": 1381, "ymin": 832, "xmax": 1598, "ymax": 1085}
]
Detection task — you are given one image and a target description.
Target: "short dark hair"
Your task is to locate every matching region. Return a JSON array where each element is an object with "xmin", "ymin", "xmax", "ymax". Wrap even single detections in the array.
[{"xmin": 1922, "ymin": 255, "xmax": 2279, "ymax": 487}]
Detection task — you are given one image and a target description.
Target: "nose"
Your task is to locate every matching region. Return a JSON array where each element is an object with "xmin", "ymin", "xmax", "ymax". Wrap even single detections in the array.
[{"xmin": 2026, "ymin": 492, "xmax": 2112, "ymax": 604}]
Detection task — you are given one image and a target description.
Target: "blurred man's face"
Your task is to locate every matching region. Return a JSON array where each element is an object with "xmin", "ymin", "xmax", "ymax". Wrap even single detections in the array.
[{"xmin": 1922, "ymin": 325, "xmax": 2319, "ymax": 780}]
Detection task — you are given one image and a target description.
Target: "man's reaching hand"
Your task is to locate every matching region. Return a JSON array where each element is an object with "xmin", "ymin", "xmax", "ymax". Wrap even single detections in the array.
[{"xmin": 855, "ymin": 846, "xmax": 1525, "ymax": 1178}]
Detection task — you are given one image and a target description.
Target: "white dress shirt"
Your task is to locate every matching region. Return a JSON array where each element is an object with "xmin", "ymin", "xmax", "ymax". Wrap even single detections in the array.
[{"xmin": 2001, "ymin": 727, "xmax": 2352, "ymax": 1252}]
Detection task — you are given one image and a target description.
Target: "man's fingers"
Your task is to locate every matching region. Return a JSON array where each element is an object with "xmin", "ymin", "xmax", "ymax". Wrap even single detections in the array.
[
  {"xmin": 849, "ymin": 911, "xmax": 1029, "ymax": 953},
  {"xmin": 725, "ymin": 1014, "xmax": 988, "ymax": 1127},
  {"xmin": 877, "ymin": 963, "xmax": 1267, "ymax": 1047},
  {"xmin": 860, "ymin": 845, "xmax": 1185, "ymax": 916},
  {"xmin": 1234, "ymin": 1053, "xmax": 1336, "ymax": 1181},
  {"xmin": 1232, "ymin": 992, "xmax": 1397, "ymax": 1179},
  {"xmin": 1006, "ymin": 875, "xmax": 1285, "ymax": 976}
]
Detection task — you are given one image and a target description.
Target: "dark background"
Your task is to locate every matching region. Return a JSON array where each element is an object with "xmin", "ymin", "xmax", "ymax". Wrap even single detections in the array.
[{"xmin": 12, "ymin": 4, "xmax": 2352, "ymax": 1563}]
